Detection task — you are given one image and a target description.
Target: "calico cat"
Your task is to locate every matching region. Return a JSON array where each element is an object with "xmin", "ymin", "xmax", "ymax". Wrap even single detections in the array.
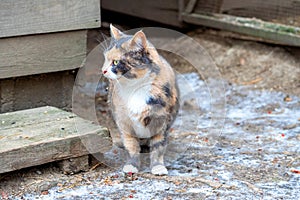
[{"xmin": 102, "ymin": 25, "xmax": 179, "ymax": 175}]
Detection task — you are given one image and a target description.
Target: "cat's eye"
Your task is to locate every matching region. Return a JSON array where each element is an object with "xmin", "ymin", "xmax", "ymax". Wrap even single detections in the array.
[{"xmin": 112, "ymin": 60, "xmax": 119, "ymax": 66}]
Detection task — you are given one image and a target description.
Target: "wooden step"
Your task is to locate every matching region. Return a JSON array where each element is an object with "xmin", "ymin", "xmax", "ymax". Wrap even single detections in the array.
[{"xmin": 0, "ymin": 106, "xmax": 111, "ymax": 174}]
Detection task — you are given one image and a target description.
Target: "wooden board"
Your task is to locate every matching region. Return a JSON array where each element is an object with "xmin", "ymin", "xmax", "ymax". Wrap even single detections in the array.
[
  {"xmin": 0, "ymin": 0, "xmax": 101, "ymax": 38},
  {"xmin": 102, "ymin": 0, "xmax": 183, "ymax": 27},
  {"xmin": 192, "ymin": 0, "xmax": 300, "ymax": 32},
  {"xmin": 221, "ymin": 0, "xmax": 299, "ymax": 25},
  {"xmin": 193, "ymin": 0, "xmax": 224, "ymax": 13},
  {"xmin": 0, "ymin": 106, "xmax": 111, "ymax": 174},
  {"xmin": 182, "ymin": 13, "xmax": 300, "ymax": 47},
  {"xmin": 0, "ymin": 30, "xmax": 87, "ymax": 79}
]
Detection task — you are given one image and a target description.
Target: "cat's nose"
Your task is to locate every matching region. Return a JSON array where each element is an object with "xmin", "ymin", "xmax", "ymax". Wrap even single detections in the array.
[{"xmin": 103, "ymin": 70, "xmax": 107, "ymax": 74}]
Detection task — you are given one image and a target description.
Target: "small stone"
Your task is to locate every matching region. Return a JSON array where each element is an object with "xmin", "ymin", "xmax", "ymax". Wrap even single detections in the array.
[
  {"xmin": 283, "ymin": 95, "xmax": 292, "ymax": 102},
  {"xmin": 112, "ymin": 174, "xmax": 119, "ymax": 179},
  {"xmin": 151, "ymin": 165, "xmax": 168, "ymax": 175},
  {"xmin": 239, "ymin": 58, "xmax": 246, "ymax": 65},
  {"xmin": 38, "ymin": 181, "xmax": 58, "ymax": 192},
  {"xmin": 41, "ymin": 191, "xmax": 49, "ymax": 195},
  {"xmin": 36, "ymin": 170, "xmax": 42, "ymax": 175}
]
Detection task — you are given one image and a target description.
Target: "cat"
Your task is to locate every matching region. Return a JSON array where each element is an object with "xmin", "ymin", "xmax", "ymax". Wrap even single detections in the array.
[{"xmin": 102, "ymin": 24, "xmax": 179, "ymax": 175}]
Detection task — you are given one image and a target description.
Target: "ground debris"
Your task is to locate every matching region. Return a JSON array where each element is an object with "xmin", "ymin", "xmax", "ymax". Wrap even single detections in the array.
[
  {"xmin": 139, "ymin": 173, "xmax": 234, "ymax": 189},
  {"xmin": 240, "ymin": 77, "xmax": 262, "ymax": 85},
  {"xmin": 89, "ymin": 162, "xmax": 102, "ymax": 171},
  {"xmin": 283, "ymin": 123, "xmax": 297, "ymax": 130},
  {"xmin": 283, "ymin": 95, "xmax": 292, "ymax": 102},
  {"xmin": 287, "ymin": 156, "xmax": 300, "ymax": 167},
  {"xmin": 290, "ymin": 168, "xmax": 300, "ymax": 174},
  {"xmin": 239, "ymin": 180, "xmax": 263, "ymax": 194}
]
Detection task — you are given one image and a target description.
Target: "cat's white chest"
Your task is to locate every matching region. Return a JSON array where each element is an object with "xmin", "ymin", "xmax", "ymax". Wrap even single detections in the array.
[
  {"xmin": 117, "ymin": 76, "xmax": 152, "ymax": 115},
  {"xmin": 116, "ymin": 79, "xmax": 152, "ymax": 138},
  {"xmin": 128, "ymin": 90, "xmax": 149, "ymax": 114},
  {"xmin": 121, "ymin": 83, "xmax": 150, "ymax": 115}
]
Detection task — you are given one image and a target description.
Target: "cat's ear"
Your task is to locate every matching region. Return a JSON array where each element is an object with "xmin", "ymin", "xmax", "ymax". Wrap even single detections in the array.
[
  {"xmin": 131, "ymin": 30, "xmax": 160, "ymax": 60},
  {"xmin": 130, "ymin": 30, "xmax": 147, "ymax": 49},
  {"xmin": 110, "ymin": 24, "xmax": 123, "ymax": 39}
]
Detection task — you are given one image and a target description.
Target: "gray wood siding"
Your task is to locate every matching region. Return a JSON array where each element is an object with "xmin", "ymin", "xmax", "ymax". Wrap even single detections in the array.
[{"xmin": 0, "ymin": 0, "xmax": 101, "ymax": 38}]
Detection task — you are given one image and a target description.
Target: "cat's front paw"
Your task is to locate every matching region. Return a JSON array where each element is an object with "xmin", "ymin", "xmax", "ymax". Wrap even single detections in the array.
[
  {"xmin": 123, "ymin": 164, "xmax": 139, "ymax": 173},
  {"xmin": 151, "ymin": 165, "xmax": 168, "ymax": 175}
]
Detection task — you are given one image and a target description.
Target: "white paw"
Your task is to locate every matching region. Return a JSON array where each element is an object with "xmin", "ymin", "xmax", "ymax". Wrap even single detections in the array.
[
  {"xmin": 123, "ymin": 164, "xmax": 138, "ymax": 173},
  {"xmin": 151, "ymin": 165, "xmax": 168, "ymax": 175}
]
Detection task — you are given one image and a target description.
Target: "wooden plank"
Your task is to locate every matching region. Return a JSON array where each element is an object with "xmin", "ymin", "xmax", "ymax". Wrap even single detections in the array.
[
  {"xmin": 0, "ymin": 0, "xmax": 100, "ymax": 38},
  {"xmin": 194, "ymin": 0, "xmax": 224, "ymax": 13},
  {"xmin": 0, "ymin": 30, "xmax": 87, "ymax": 79},
  {"xmin": 0, "ymin": 106, "xmax": 111, "ymax": 174},
  {"xmin": 102, "ymin": 0, "xmax": 183, "ymax": 27},
  {"xmin": 182, "ymin": 13, "xmax": 300, "ymax": 46},
  {"xmin": 221, "ymin": 0, "xmax": 298, "ymax": 22},
  {"xmin": 194, "ymin": 0, "xmax": 300, "ymax": 27}
]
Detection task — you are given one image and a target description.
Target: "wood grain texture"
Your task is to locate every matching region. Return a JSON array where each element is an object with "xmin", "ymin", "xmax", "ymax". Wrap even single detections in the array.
[
  {"xmin": 221, "ymin": 0, "xmax": 299, "ymax": 21},
  {"xmin": 194, "ymin": 0, "xmax": 300, "ymax": 26},
  {"xmin": 194, "ymin": 0, "xmax": 224, "ymax": 13},
  {"xmin": 182, "ymin": 13, "xmax": 300, "ymax": 46},
  {"xmin": 102, "ymin": 0, "xmax": 183, "ymax": 27},
  {"xmin": 0, "ymin": 30, "xmax": 87, "ymax": 79},
  {"xmin": 0, "ymin": 0, "xmax": 100, "ymax": 38},
  {"xmin": 0, "ymin": 106, "xmax": 111, "ymax": 174}
]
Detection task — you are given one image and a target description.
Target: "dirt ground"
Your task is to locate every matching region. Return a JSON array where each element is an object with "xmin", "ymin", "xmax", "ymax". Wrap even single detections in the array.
[{"xmin": 0, "ymin": 26, "xmax": 300, "ymax": 199}]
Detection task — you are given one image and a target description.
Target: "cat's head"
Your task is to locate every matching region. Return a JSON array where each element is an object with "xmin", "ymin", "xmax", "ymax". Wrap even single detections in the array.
[{"xmin": 102, "ymin": 25, "xmax": 159, "ymax": 80}]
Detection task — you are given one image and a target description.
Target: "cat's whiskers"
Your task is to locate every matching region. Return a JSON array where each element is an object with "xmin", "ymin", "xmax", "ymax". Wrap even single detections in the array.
[
  {"xmin": 102, "ymin": 33, "xmax": 110, "ymax": 50},
  {"xmin": 99, "ymin": 43, "xmax": 106, "ymax": 52},
  {"xmin": 95, "ymin": 32, "xmax": 110, "ymax": 52}
]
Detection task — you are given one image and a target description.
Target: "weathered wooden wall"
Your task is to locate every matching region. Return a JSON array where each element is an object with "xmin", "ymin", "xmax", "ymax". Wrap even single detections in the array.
[
  {"xmin": 0, "ymin": 31, "xmax": 86, "ymax": 79},
  {"xmin": 0, "ymin": 0, "xmax": 101, "ymax": 112},
  {"xmin": 0, "ymin": 0, "xmax": 100, "ymax": 38}
]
